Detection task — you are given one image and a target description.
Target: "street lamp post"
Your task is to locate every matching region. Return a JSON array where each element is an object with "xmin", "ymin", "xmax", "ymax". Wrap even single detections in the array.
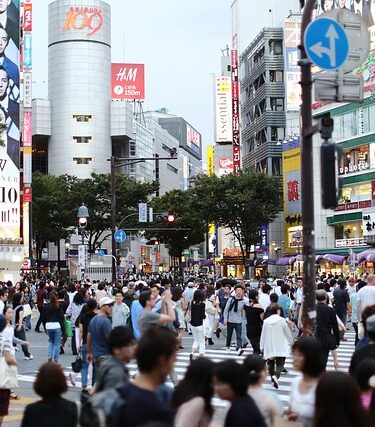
[{"xmin": 77, "ymin": 203, "xmax": 89, "ymax": 281}]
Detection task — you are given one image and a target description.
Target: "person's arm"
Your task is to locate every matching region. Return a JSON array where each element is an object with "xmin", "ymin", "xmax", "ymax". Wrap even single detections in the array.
[
  {"xmin": 5, "ymin": 349, "xmax": 17, "ymax": 366},
  {"xmin": 357, "ymin": 293, "xmax": 362, "ymax": 322},
  {"xmin": 16, "ymin": 308, "xmax": 24, "ymax": 331},
  {"xmin": 86, "ymin": 332, "xmax": 93, "ymax": 363},
  {"xmin": 174, "ymin": 397, "xmax": 205, "ymax": 427},
  {"xmin": 223, "ymin": 297, "xmax": 231, "ymax": 325},
  {"xmin": 330, "ymin": 307, "xmax": 340, "ymax": 345},
  {"xmin": 160, "ymin": 292, "xmax": 175, "ymax": 323}
]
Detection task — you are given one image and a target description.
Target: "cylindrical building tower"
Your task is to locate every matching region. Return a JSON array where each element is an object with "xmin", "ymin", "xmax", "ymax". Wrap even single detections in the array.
[{"xmin": 48, "ymin": 0, "xmax": 111, "ymax": 178}]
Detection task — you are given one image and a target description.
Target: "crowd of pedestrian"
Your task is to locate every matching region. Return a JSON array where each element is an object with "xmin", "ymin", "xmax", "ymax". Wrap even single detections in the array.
[{"xmin": 0, "ymin": 272, "xmax": 374, "ymax": 426}]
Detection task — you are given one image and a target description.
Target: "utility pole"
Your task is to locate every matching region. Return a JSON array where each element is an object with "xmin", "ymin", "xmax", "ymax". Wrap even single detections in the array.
[{"xmin": 299, "ymin": 0, "xmax": 317, "ymax": 336}]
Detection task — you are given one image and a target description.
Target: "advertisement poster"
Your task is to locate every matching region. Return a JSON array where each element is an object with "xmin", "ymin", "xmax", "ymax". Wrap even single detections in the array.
[
  {"xmin": 284, "ymin": 21, "xmax": 301, "ymax": 112},
  {"xmin": 0, "ymin": 0, "xmax": 20, "ymax": 239},
  {"xmin": 111, "ymin": 63, "xmax": 145, "ymax": 100},
  {"xmin": 218, "ymin": 158, "xmax": 234, "ymax": 176},
  {"xmin": 215, "ymin": 76, "xmax": 232, "ymax": 143}
]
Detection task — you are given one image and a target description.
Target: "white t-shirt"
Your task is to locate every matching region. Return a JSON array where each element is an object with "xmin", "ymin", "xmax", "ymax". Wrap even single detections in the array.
[
  {"xmin": 259, "ymin": 293, "xmax": 271, "ymax": 310},
  {"xmin": 357, "ymin": 285, "xmax": 375, "ymax": 314},
  {"xmin": 290, "ymin": 376, "xmax": 316, "ymax": 427}
]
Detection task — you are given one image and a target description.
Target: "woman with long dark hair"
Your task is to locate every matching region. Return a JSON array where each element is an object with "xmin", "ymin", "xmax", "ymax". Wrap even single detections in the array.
[
  {"xmin": 244, "ymin": 290, "xmax": 264, "ymax": 355},
  {"xmin": 189, "ymin": 290, "xmax": 206, "ymax": 360},
  {"xmin": 13, "ymin": 292, "xmax": 33, "ymax": 360},
  {"xmin": 314, "ymin": 372, "xmax": 372, "ymax": 427},
  {"xmin": 288, "ymin": 337, "xmax": 326, "ymax": 427},
  {"xmin": 172, "ymin": 357, "xmax": 214, "ymax": 427},
  {"xmin": 44, "ymin": 291, "xmax": 64, "ymax": 362},
  {"xmin": 213, "ymin": 360, "xmax": 267, "ymax": 427}
]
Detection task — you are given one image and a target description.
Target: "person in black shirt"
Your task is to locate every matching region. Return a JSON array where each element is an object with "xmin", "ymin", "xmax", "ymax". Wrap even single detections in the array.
[
  {"xmin": 189, "ymin": 290, "xmax": 206, "ymax": 360},
  {"xmin": 118, "ymin": 326, "xmax": 176, "ymax": 427},
  {"xmin": 213, "ymin": 360, "xmax": 267, "ymax": 427}
]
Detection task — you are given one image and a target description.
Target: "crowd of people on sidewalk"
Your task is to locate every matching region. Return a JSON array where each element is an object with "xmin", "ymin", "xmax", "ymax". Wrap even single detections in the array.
[{"xmin": 0, "ymin": 271, "xmax": 375, "ymax": 426}]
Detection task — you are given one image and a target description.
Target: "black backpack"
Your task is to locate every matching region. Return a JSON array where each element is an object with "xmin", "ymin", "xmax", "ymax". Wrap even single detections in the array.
[{"xmin": 79, "ymin": 387, "xmax": 126, "ymax": 427}]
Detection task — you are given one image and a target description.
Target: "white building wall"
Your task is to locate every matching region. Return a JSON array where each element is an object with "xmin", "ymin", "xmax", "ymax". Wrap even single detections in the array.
[{"xmin": 48, "ymin": 0, "xmax": 112, "ymax": 178}]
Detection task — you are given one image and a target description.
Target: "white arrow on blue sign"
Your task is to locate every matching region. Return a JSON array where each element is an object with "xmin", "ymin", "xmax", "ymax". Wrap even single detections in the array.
[
  {"xmin": 304, "ymin": 17, "xmax": 349, "ymax": 70},
  {"xmin": 114, "ymin": 229, "xmax": 127, "ymax": 243},
  {"xmin": 98, "ymin": 249, "xmax": 104, "ymax": 257}
]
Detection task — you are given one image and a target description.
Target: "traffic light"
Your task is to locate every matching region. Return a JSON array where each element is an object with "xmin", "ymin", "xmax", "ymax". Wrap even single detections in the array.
[
  {"xmin": 319, "ymin": 118, "xmax": 342, "ymax": 210},
  {"xmin": 156, "ymin": 212, "xmax": 176, "ymax": 224},
  {"xmin": 146, "ymin": 238, "xmax": 159, "ymax": 246}
]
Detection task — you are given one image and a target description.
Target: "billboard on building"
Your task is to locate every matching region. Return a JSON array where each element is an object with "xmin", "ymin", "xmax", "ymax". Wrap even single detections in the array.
[
  {"xmin": 215, "ymin": 76, "xmax": 232, "ymax": 143},
  {"xmin": 186, "ymin": 124, "xmax": 201, "ymax": 156},
  {"xmin": 111, "ymin": 63, "xmax": 145, "ymax": 100},
  {"xmin": 207, "ymin": 146, "xmax": 214, "ymax": 177},
  {"xmin": 284, "ymin": 20, "xmax": 301, "ymax": 112},
  {"xmin": 231, "ymin": 49, "xmax": 240, "ymax": 174},
  {"xmin": 218, "ymin": 157, "xmax": 234, "ymax": 176},
  {"xmin": 0, "ymin": 0, "xmax": 20, "ymax": 239},
  {"xmin": 282, "ymin": 138, "xmax": 302, "ymax": 254},
  {"xmin": 24, "ymin": 0, "xmax": 32, "ymax": 31}
]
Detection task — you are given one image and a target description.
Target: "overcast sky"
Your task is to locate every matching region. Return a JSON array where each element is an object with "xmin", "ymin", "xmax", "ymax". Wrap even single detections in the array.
[{"xmin": 33, "ymin": 0, "xmax": 299, "ymax": 158}]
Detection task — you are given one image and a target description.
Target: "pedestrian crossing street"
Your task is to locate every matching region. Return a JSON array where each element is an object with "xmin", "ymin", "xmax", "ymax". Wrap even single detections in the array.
[{"xmin": 17, "ymin": 332, "xmax": 356, "ymax": 409}]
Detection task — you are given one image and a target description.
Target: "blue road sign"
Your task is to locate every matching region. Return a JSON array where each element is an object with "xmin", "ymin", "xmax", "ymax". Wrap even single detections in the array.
[
  {"xmin": 98, "ymin": 249, "xmax": 104, "ymax": 257},
  {"xmin": 114, "ymin": 229, "xmax": 127, "ymax": 243},
  {"xmin": 304, "ymin": 17, "xmax": 349, "ymax": 70},
  {"xmin": 118, "ymin": 267, "xmax": 125, "ymax": 276}
]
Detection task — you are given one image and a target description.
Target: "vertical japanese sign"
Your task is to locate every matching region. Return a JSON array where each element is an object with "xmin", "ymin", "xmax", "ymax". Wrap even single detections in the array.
[
  {"xmin": 282, "ymin": 138, "xmax": 302, "ymax": 254},
  {"xmin": 24, "ymin": 0, "xmax": 32, "ymax": 31},
  {"xmin": 284, "ymin": 20, "xmax": 302, "ymax": 111},
  {"xmin": 231, "ymin": 49, "xmax": 240, "ymax": 174},
  {"xmin": 207, "ymin": 146, "xmax": 215, "ymax": 235},
  {"xmin": 0, "ymin": 0, "xmax": 20, "ymax": 239}
]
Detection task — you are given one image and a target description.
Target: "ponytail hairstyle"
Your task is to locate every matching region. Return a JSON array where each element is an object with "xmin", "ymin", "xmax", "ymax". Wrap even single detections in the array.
[{"xmin": 50, "ymin": 291, "xmax": 59, "ymax": 310}]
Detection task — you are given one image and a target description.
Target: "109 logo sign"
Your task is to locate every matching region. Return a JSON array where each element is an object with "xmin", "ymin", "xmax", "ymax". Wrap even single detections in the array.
[{"xmin": 64, "ymin": 6, "xmax": 103, "ymax": 36}]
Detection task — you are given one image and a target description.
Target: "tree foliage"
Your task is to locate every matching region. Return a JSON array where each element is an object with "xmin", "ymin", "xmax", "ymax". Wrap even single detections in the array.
[
  {"xmin": 192, "ymin": 168, "xmax": 281, "ymax": 262},
  {"xmin": 32, "ymin": 172, "xmax": 158, "ymax": 260},
  {"xmin": 149, "ymin": 189, "xmax": 206, "ymax": 262}
]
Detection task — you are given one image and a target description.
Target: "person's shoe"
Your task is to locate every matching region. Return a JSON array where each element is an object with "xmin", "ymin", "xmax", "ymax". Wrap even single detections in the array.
[
  {"xmin": 189, "ymin": 353, "xmax": 193, "ymax": 361},
  {"xmin": 14, "ymin": 347, "xmax": 19, "ymax": 352},
  {"xmin": 226, "ymin": 347, "xmax": 231, "ymax": 352},
  {"xmin": 282, "ymin": 367, "xmax": 288, "ymax": 373},
  {"xmin": 271, "ymin": 375, "xmax": 279, "ymax": 389},
  {"xmin": 34, "ymin": 330, "xmax": 41, "ymax": 333},
  {"xmin": 81, "ymin": 389, "xmax": 89, "ymax": 396},
  {"xmin": 24, "ymin": 355, "xmax": 33, "ymax": 361},
  {"xmin": 60, "ymin": 345, "xmax": 65, "ymax": 355},
  {"xmin": 215, "ymin": 328, "xmax": 221, "ymax": 339},
  {"xmin": 188, "ymin": 332, "xmax": 192, "ymax": 336},
  {"xmin": 208, "ymin": 338, "xmax": 215, "ymax": 346},
  {"xmin": 69, "ymin": 373, "xmax": 76, "ymax": 387},
  {"xmin": 238, "ymin": 349, "xmax": 245, "ymax": 356},
  {"xmin": 241, "ymin": 342, "xmax": 248, "ymax": 349}
]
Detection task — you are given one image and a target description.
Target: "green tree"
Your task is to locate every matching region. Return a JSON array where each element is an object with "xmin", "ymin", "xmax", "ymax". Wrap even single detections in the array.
[
  {"xmin": 32, "ymin": 172, "xmax": 77, "ymax": 265},
  {"xmin": 149, "ymin": 189, "xmax": 206, "ymax": 268},
  {"xmin": 69, "ymin": 173, "xmax": 158, "ymax": 252},
  {"xmin": 192, "ymin": 169, "xmax": 281, "ymax": 270}
]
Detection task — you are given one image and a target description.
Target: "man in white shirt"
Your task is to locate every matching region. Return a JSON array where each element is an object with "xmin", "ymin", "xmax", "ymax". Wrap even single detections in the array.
[
  {"xmin": 259, "ymin": 284, "xmax": 272, "ymax": 310},
  {"xmin": 0, "ymin": 288, "xmax": 7, "ymax": 314},
  {"xmin": 357, "ymin": 274, "xmax": 375, "ymax": 322}
]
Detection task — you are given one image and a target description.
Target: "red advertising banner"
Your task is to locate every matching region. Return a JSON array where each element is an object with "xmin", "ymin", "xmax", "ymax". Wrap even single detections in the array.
[
  {"xmin": 111, "ymin": 63, "xmax": 145, "ymax": 100},
  {"xmin": 372, "ymin": 181, "xmax": 375, "ymax": 200},
  {"xmin": 23, "ymin": 186, "xmax": 32, "ymax": 203},
  {"xmin": 24, "ymin": 1, "xmax": 32, "ymax": 31}
]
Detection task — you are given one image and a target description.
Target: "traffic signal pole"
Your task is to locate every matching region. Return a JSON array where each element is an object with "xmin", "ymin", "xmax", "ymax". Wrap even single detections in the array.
[{"xmin": 299, "ymin": 0, "xmax": 317, "ymax": 336}]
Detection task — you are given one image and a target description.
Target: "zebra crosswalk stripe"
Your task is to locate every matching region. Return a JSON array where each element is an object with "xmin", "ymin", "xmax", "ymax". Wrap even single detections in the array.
[{"xmin": 17, "ymin": 332, "xmax": 356, "ymax": 408}]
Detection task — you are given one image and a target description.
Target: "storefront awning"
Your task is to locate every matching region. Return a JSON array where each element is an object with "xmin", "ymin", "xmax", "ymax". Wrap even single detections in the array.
[
  {"xmin": 321, "ymin": 254, "xmax": 346, "ymax": 264},
  {"xmin": 276, "ymin": 257, "xmax": 296, "ymax": 266}
]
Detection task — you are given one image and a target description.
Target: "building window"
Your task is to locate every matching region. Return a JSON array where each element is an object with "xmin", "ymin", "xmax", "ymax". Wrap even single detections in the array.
[
  {"xmin": 269, "ymin": 70, "xmax": 283, "ymax": 83},
  {"xmin": 73, "ymin": 136, "xmax": 92, "ymax": 143},
  {"xmin": 73, "ymin": 115, "xmax": 92, "ymax": 122},
  {"xmin": 270, "ymin": 98, "xmax": 284, "ymax": 111},
  {"xmin": 339, "ymin": 145, "xmax": 370, "ymax": 175},
  {"xmin": 73, "ymin": 157, "xmax": 92, "ymax": 165},
  {"xmin": 269, "ymin": 39, "xmax": 282, "ymax": 55},
  {"xmin": 167, "ymin": 163, "xmax": 178, "ymax": 174}
]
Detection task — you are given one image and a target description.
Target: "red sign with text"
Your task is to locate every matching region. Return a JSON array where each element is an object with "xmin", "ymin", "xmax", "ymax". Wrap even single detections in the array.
[
  {"xmin": 23, "ymin": 186, "xmax": 32, "ymax": 203},
  {"xmin": 24, "ymin": 2, "xmax": 32, "ymax": 31},
  {"xmin": 111, "ymin": 63, "xmax": 145, "ymax": 100}
]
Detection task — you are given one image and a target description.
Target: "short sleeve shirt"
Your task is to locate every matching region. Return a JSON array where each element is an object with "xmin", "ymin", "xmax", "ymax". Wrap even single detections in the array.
[
  {"xmin": 0, "ymin": 333, "xmax": 11, "ymax": 356},
  {"xmin": 87, "ymin": 315, "xmax": 112, "ymax": 358},
  {"xmin": 138, "ymin": 311, "xmax": 160, "ymax": 335}
]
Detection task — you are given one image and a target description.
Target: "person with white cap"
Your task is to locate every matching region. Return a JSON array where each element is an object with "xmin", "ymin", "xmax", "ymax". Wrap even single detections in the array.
[{"xmin": 87, "ymin": 296, "xmax": 114, "ymax": 379}]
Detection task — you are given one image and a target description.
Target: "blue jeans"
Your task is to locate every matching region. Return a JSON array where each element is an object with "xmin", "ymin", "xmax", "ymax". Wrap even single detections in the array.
[
  {"xmin": 226, "ymin": 322, "xmax": 242, "ymax": 349},
  {"xmin": 81, "ymin": 343, "xmax": 88, "ymax": 388},
  {"xmin": 47, "ymin": 328, "xmax": 62, "ymax": 362},
  {"xmin": 24, "ymin": 315, "xmax": 31, "ymax": 330}
]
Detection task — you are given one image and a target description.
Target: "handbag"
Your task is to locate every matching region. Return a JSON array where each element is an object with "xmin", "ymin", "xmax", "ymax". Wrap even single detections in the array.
[
  {"xmin": 64, "ymin": 318, "xmax": 73, "ymax": 338},
  {"xmin": 71, "ymin": 353, "xmax": 82, "ymax": 373},
  {"xmin": 23, "ymin": 304, "xmax": 32, "ymax": 317},
  {"xmin": 0, "ymin": 339, "xmax": 18, "ymax": 389}
]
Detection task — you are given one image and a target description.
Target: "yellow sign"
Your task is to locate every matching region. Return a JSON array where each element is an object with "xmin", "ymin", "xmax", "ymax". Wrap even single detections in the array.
[
  {"xmin": 282, "ymin": 140, "xmax": 302, "ymax": 254},
  {"xmin": 207, "ymin": 145, "xmax": 215, "ymax": 235}
]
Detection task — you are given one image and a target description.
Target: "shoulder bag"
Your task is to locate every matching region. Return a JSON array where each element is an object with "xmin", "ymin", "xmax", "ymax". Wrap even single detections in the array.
[{"xmin": 0, "ymin": 338, "xmax": 18, "ymax": 389}]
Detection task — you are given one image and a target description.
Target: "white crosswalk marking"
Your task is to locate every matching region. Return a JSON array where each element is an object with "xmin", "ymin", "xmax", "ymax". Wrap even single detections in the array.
[{"xmin": 17, "ymin": 332, "xmax": 356, "ymax": 408}]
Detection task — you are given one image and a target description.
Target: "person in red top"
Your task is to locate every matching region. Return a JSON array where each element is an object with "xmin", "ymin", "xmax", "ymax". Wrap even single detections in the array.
[{"xmin": 34, "ymin": 281, "xmax": 47, "ymax": 333}]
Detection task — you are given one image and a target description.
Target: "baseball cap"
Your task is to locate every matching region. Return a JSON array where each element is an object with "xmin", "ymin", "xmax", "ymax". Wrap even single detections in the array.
[
  {"xmin": 99, "ymin": 297, "xmax": 114, "ymax": 308},
  {"xmin": 366, "ymin": 314, "xmax": 375, "ymax": 332}
]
